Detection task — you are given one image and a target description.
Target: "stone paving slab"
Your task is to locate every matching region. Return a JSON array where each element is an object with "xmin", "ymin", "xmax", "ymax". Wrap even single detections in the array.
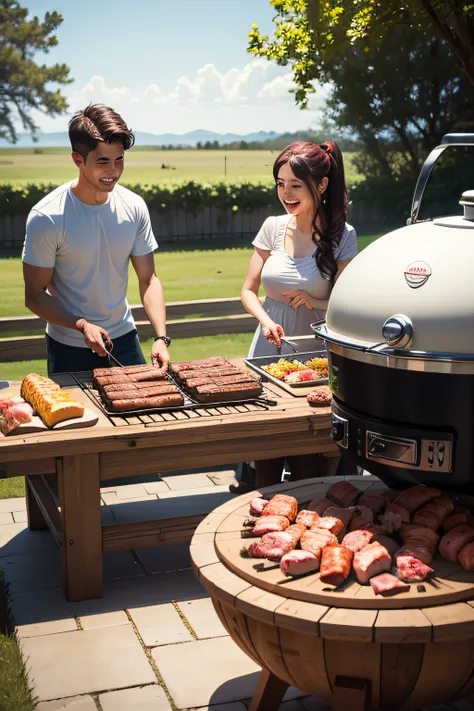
[
  {"xmin": 0, "ymin": 523, "xmax": 56, "ymax": 557},
  {"xmin": 36, "ymin": 695, "xmax": 97, "ymax": 710},
  {"xmin": 1, "ymin": 550, "xmax": 62, "ymax": 593},
  {"xmin": 99, "ymin": 683, "xmax": 172, "ymax": 710},
  {"xmin": 0, "ymin": 496, "xmax": 26, "ymax": 513},
  {"xmin": 21, "ymin": 625, "xmax": 156, "ymax": 701},
  {"xmin": 102, "ymin": 491, "xmax": 157, "ymax": 505},
  {"xmin": 178, "ymin": 597, "xmax": 227, "ymax": 639},
  {"xmin": 134, "ymin": 541, "xmax": 191, "ymax": 574},
  {"xmin": 157, "ymin": 485, "xmax": 233, "ymax": 499},
  {"xmin": 79, "ymin": 610, "xmax": 130, "ymax": 631},
  {"xmin": 12, "ymin": 509, "xmax": 28, "ymax": 523},
  {"xmin": 129, "ymin": 601, "xmax": 193, "ymax": 646},
  {"xmin": 160, "ymin": 472, "xmax": 219, "ymax": 490},
  {"xmin": 187, "ymin": 703, "xmax": 247, "ymax": 711},
  {"xmin": 143, "ymin": 480, "xmax": 172, "ymax": 494},
  {"xmin": 152, "ymin": 636, "xmax": 261, "ymax": 709},
  {"xmin": 0, "ymin": 511, "xmax": 14, "ymax": 525}
]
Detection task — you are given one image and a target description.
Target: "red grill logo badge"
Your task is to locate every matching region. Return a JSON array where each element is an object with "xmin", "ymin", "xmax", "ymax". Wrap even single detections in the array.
[{"xmin": 404, "ymin": 261, "xmax": 432, "ymax": 288}]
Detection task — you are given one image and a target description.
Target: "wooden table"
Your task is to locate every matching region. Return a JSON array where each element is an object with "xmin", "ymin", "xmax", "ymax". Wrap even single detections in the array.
[
  {"xmin": 191, "ymin": 476, "xmax": 474, "ymax": 711},
  {"xmin": 0, "ymin": 372, "xmax": 336, "ymax": 601}
]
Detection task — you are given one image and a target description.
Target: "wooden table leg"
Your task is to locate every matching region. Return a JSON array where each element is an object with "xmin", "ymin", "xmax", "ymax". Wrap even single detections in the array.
[
  {"xmin": 332, "ymin": 676, "xmax": 369, "ymax": 711},
  {"xmin": 25, "ymin": 476, "xmax": 48, "ymax": 530},
  {"xmin": 248, "ymin": 668, "xmax": 289, "ymax": 711},
  {"xmin": 57, "ymin": 453, "xmax": 103, "ymax": 602}
]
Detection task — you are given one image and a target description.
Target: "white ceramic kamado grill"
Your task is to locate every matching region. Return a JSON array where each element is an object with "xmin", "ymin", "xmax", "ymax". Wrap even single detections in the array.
[{"xmin": 314, "ymin": 134, "xmax": 474, "ymax": 492}]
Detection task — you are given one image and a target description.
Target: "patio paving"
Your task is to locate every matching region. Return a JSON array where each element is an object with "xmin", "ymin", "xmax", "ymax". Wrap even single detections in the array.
[{"xmin": 1, "ymin": 468, "xmax": 473, "ymax": 711}]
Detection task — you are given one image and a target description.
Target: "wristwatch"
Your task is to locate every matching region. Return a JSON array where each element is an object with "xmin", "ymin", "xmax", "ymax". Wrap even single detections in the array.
[{"xmin": 154, "ymin": 335, "xmax": 172, "ymax": 346}]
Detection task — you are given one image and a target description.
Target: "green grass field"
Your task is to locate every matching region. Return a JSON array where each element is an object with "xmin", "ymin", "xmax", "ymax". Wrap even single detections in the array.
[{"xmin": 0, "ymin": 147, "xmax": 363, "ymax": 186}]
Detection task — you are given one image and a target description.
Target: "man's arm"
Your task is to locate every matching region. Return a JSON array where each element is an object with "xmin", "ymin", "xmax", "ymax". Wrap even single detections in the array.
[
  {"xmin": 23, "ymin": 262, "xmax": 111, "ymax": 355},
  {"xmin": 131, "ymin": 253, "xmax": 170, "ymax": 370}
]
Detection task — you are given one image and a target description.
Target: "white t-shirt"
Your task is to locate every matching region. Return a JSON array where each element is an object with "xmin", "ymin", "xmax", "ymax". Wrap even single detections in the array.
[{"xmin": 22, "ymin": 181, "xmax": 158, "ymax": 348}]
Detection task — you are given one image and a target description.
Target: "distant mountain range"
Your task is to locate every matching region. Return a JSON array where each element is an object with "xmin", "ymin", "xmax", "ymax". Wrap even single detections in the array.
[{"xmin": 0, "ymin": 129, "xmax": 281, "ymax": 148}]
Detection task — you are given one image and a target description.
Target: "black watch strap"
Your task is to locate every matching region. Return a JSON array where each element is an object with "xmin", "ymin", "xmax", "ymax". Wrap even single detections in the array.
[{"xmin": 154, "ymin": 335, "xmax": 171, "ymax": 346}]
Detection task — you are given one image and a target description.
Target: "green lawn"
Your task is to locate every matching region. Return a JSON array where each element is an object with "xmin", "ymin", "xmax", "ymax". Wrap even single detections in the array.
[
  {"xmin": 0, "ymin": 235, "xmax": 381, "ymax": 319},
  {"xmin": 0, "ymin": 148, "xmax": 362, "ymax": 187}
]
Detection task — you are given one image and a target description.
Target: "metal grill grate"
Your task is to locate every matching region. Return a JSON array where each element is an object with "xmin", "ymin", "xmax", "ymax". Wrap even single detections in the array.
[{"xmin": 72, "ymin": 372, "xmax": 282, "ymax": 427}]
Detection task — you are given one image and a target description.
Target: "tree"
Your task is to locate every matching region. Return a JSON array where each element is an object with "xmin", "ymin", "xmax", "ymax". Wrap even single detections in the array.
[
  {"xmin": 0, "ymin": 1, "xmax": 71, "ymax": 143},
  {"xmin": 248, "ymin": 1, "xmax": 474, "ymax": 107}
]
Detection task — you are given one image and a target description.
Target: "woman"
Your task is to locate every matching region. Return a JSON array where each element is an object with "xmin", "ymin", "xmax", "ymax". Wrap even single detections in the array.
[{"xmin": 238, "ymin": 141, "xmax": 357, "ymax": 490}]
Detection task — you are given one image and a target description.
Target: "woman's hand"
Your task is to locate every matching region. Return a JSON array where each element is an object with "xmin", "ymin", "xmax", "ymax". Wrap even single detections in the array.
[
  {"xmin": 282, "ymin": 289, "xmax": 315, "ymax": 310},
  {"xmin": 262, "ymin": 321, "xmax": 284, "ymax": 347},
  {"xmin": 151, "ymin": 339, "xmax": 170, "ymax": 375},
  {"xmin": 76, "ymin": 318, "xmax": 112, "ymax": 356}
]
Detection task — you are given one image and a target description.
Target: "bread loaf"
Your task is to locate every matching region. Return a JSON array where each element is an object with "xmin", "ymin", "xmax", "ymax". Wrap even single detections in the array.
[{"xmin": 21, "ymin": 373, "xmax": 85, "ymax": 427}]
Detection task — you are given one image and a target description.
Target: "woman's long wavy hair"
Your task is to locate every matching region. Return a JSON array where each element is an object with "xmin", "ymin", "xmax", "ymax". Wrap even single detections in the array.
[{"xmin": 273, "ymin": 141, "xmax": 349, "ymax": 281}]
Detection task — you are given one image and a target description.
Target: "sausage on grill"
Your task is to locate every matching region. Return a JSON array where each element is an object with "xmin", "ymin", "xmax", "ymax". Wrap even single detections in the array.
[
  {"xmin": 105, "ymin": 384, "xmax": 179, "ymax": 400},
  {"xmin": 108, "ymin": 393, "xmax": 184, "ymax": 411}
]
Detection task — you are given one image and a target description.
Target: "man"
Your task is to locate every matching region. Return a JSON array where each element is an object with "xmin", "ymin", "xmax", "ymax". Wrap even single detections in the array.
[{"xmin": 22, "ymin": 103, "xmax": 170, "ymax": 374}]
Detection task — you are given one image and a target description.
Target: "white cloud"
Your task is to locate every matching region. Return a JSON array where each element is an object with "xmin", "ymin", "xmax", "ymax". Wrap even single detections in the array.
[{"xmin": 33, "ymin": 60, "xmax": 330, "ymax": 135}]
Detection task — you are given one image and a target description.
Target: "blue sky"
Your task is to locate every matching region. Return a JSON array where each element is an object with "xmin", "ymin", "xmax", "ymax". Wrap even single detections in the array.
[{"xmin": 26, "ymin": 0, "xmax": 328, "ymax": 135}]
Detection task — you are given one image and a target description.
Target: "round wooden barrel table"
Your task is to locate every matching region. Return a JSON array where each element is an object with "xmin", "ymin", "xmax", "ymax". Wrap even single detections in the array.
[{"xmin": 190, "ymin": 475, "xmax": 474, "ymax": 711}]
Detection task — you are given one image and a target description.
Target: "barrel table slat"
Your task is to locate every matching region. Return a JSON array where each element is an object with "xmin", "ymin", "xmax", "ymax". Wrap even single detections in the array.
[
  {"xmin": 319, "ymin": 607, "xmax": 377, "ymax": 643},
  {"xmin": 325, "ymin": 639, "xmax": 382, "ymax": 708},
  {"xmin": 380, "ymin": 643, "xmax": 425, "ymax": 710},
  {"xmin": 422, "ymin": 602, "xmax": 474, "ymax": 642},
  {"xmin": 215, "ymin": 600, "xmax": 263, "ymax": 668},
  {"xmin": 235, "ymin": 587, "xmax": 285, "ymax": 623},
  {"xmin": 246, "ymin": 617, "xmax": 299, "ymax": 688},
  {"xmin": 279, "ymin": 626, "xmax": 332, "ymax": 699},
  {"xmin": 374, "ymin": 609, "xmax": 432, "ymax": 644},
  {"xmin": 274, "ymin": 598, "xmax": 328, "ymax": 635}
]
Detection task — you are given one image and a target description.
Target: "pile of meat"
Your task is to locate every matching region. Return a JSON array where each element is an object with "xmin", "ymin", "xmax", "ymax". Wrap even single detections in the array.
[
  {"xmin": 170, "ymin": 357, "xmax": 262, "ymax": 403},
  {"xmin": 245, "ymin": 482, "xmax": 474, "ymax": 596},
  {"xmin": 93, "ymin": 365, "xmax": 184, "ymax": 412},
  {"xmin": 0, "ymin": 396, "xmax": 33, "ymax": 435}
]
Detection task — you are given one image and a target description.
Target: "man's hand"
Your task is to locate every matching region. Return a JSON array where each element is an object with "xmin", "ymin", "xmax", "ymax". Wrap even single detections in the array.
[
  {"xmin": 76, "ymin": 319, "xmax": 112, "ymax": 356},
  {"xmin": 262, "ymin": 321, "xmax": 284, "ymax": 347},
  {"xmin": 282, "ymin": 289, "xmax": 314, "ymax": 310},
  {"xmin": 151, "ymin": 339, "xmax": 170, "ymax": 374}
]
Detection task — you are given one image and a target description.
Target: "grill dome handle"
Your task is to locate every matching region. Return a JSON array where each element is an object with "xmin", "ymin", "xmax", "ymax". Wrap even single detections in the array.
[
  {"xmin": 382, "ymin": 314, "xmax": 413, "ymax": 348},
  {"xmin": 410, "ymin": 133, "xmax": 474, "ymax": 224}
]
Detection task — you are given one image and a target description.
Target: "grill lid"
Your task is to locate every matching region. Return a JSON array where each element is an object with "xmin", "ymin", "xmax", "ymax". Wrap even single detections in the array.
[{"xmin": 325, "ymin": 191, "xmax": 474, "ymax": 356}]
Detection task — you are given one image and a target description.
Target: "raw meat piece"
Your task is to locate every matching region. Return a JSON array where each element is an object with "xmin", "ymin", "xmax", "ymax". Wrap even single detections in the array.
[
  {"xmin": 307, "ymin": 497, "xmax": 333, "ymax": 515},
  {"xmin": 439, "ymin": 524, "xmax": 474, "ymax": 562},
  {"xmin": 400, "ymin": 524, "xmax": 439, "ymax": 555},
  {"xmin": 349, "ymin": 505, "xmax": 374, "ymax": 531},
  {"xmin": 358, "ymin": 492, "xmax": 388, "ymax": 515},
  {"xmin": 394, "ymin": 485, "xmax": 441, "ymax": 513},
  {"xmin": 7, "ymin": 401, "xmax": 33, "ymax": 423},
  {"xmin": 280, "ymin": 549, "xmax": 320, "ymax": 576},
  {"xmin": 108, "ymin": 394, "xmax": 184, "ymax": 411},
  {"xmin": 353, "ymin": 542, "xmax": 391, "ymax": 584},
  {"xmin": 377, "ymin": 511, "xmax": 402, "ymax": 534},
  {"xmin": 0, "ymin": 411, "xmax": 18, "ymax": 434},
  {"xmin": 326, "ymin": 481, "xmax": 359, "ymax": 508},
  {"xmin": 370, "ymin": 573, "xmax": 410, "ymax": 596},
  {"xmin": 311, "ymin": 516, "xmax": 344, "ymax": 536},
  {"xmin": 395, "ymin": 544, "xmax": 433, "ymax": 566},
  {"xmin": 249, "ymin": 498, "xmax": 269, "ymax": 516},
  {"xmin": 444, "ymin": 513, "xmax": 468, "ymax": 531},
  {"xmin": 252, "ymin": 516, "xmax": 290, "ymax": 536},
  {"xmin": 248, "ymin": 526, "xmax": 304, "ymax": 560},
  {"xmin": 300, "ymin": 529, "xmax": 338, "ymax": 556},
  {"xmin": 412, "ymin": 495, "xmax": 454, "ymax": 530},
  {"xmin": 385, "ymin": 502, "xmax": 410, "ymax": 523},
  {"xmin": 296, "ymin": 510, "xmax": 321, "ymax": 528},
  {"xmin": 307, "ymin": 386, "xmax": 331, "ymax": 405},
  {"xmin": 396, "ymin": 555, "xmax": 433, "ymax": 582},
  {"xmin": 266, "ymin": 524, "xmax": 306, "ymax": 559},
  {"xmin": 458, "ymin": 541, "xmax": 474, "ymax": 571},
  {"xmin": 322, "ymin": 506, "xmax": 354, "ymax": 530},
  {"xmin": 372, "ymin": 534, "xmax": 400, "ymax": 557},
  {"xmin": 341, "ymin": 529, "xmax": 374, "ymax": 553},
  {"xmin": 320, "ymin": 545, "xmax": 353, "ymax": 586},
  {"xmin": 452, "ymin": 505, "xmax": 471, "ymax": 516},
  {"xmin": 262, "ymin": 494, "xmax": 298, "ymax": 522}
]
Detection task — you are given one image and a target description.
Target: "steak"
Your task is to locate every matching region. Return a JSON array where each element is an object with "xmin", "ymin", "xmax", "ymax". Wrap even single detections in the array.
[
  {"xmin": 326, "ymin": 481, "xmax": 359, "ymax": 508},
  {"xmin": 353, "ymin": 542, "xmax": 391, "ymax": 584},
  {"xmin": 169, "ymin": 357, "xmax": 231, "ymax": 374},
  {"xmin": 395, "ymin": 543, "xmax": 434, "ymax": 566},
  {"xmin": 104, "ymin": 384, "xmax": 179, "ymax": 400},
  {"xmin": 412, "ymin": 495, "xmax": 454, "ymax": 530},
  {"xmin": 399, "ymin": 524, "xmax": 439, "ymax": 555},
  {"xmin": 95, "ymin": 370, "xmax": 167, "ymax": 385},
  {"xmin": 320, "ymin": 545, "xmax": 353, "ymax": 586},
  {"xmin": 396, "ymin": 555, "xmax": 433, "ymax": 582},
  {"xmin": 322, "ymin": 506, "xmax": 354, "ymax": 530},
  {"xmin": 385, "ymin": 502, "xmax": 410, "ymax": 523},
  {"xmin": 439, "ymin": 524, "xmax": 474, "ymax": 562},
  {"xmin": 370, "ymin": 573, "xmax": 410, "ymax": 596},
  {"xmin": 358, "ymin": 492, "xmax": 388, "ymax": 515},
  {"xmin": 307, "ymin": 497, "xmax": 333, "ymax": 515},
  {"xmin": 341, "ymin": 529, "xmax": 374, "ymax": 553},
  {"xmin": 190, "ymin": 382, "xmax": 262, "ymax": 403},
  {"xmin": 444, "ymin": 513, "xmax": 468, "ymax": 531},
  {"xmin": 102, "ymin": 380, "xmax": 175, "ymax": 393},
  {"xmin": 262, "ymin": 494, "xmax": 298, "ymax": 522},
  {"xmin": 280, "ymin": 549, "xmax": 320, "ymax": 576},
  {"xmin": 349, "ymin": 505, "xmax": 374, "ymax": 531},
  {"xmin": 394, "ymin": 485, "xmax": 441, "ymax": 513},
  {"xmin": 458, "ymin": 541, "xmax": 474, "ymax": 571}
]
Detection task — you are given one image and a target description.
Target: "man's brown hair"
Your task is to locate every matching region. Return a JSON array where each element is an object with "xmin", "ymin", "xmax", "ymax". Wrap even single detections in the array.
[{"xmin": 68, "ymin": 104, "xmax": 135, "ymax": 160}]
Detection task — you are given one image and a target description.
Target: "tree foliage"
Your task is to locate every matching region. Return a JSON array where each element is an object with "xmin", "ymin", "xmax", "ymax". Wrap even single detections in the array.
[
  {"xmin": 249, "ymin": 1, "xmax": 474, "ymax": 108},
  {"xmin": 0, "ymin": 1, "xmax": 72, "ymax": 143}
]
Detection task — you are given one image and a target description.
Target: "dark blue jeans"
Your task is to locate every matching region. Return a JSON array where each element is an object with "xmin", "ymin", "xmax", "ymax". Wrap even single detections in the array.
[{"xmin": 46, "ymin": 329, "xmax": 146, "ymax": 375}]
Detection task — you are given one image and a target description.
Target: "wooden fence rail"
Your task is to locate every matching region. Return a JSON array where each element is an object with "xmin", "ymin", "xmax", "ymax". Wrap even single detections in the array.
[{"xmin": 0, "ymin": 297, "xmax": 258, "ymax": 362}]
